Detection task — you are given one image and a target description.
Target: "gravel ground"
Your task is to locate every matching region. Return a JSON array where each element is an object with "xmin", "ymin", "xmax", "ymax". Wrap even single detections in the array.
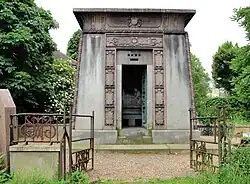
[{"xmin": 87, "ymin": 152, "xmax": 195, "ymax": 181}]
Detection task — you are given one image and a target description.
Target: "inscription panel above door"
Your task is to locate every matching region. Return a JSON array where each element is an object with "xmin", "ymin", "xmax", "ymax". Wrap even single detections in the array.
[{"xmin": 116, "ymin": 50, "xmax": 153, "ymax": 65}]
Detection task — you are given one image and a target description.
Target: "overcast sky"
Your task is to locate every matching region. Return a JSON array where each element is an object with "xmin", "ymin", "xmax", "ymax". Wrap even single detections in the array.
[{"xmin": 35, "ymin": 0, "xmax": 249, "ymax": 76}]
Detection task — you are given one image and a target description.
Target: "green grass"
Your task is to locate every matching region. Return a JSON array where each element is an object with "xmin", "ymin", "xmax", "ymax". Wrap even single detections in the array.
[
  {"xmin": 2, "ymin": 171, "xmax": 89, "ymax": 184},
  {"xmin": 99, "ymin": 177, "xmax": 199, "ymax": 184},
  {"xmin": 98, "ymin": 174, "xmax": 218, "ymax": 184}
]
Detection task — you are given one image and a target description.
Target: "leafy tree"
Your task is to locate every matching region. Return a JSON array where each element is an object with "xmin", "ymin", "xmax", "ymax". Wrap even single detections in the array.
[
  {"xmin": 0, "ymin": 0, "xmax": 76, "ymax": 113},
  {"xmin": 44, "ymin": 59, "xmax": 76, "ymax": 113},
  {"xmin": 191, "ymin": 53, "xmax": 211, "ymax": 117},
  {"xmin": 212, "ymin": 41, "xmax": 238, "ymax": 93},
  {"xmin": 66, "ymin": 29, "xmax": 81, "ymax": 60},
  {"xmin": 0, "ymin": 0, "xmax": 58, "ymax": 112},
  {"xmin": 232, "ymin": 6, "xmax": 250, "ymax": 41},
  {"xmin": 230, "ymin": 6, "xmax": 250, "ymax": 119}
]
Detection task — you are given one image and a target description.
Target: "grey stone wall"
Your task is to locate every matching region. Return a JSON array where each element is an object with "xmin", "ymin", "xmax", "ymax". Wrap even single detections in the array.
[
  {"xmin": 164, "ymin": 34, "xmax": 191, "ymax": 130},
  {"xmin": 75, "ymin": 34, "xmax": 105, "ymax": 130}
]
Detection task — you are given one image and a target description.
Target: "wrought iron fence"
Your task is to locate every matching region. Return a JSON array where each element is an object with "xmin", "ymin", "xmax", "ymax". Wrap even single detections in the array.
[
  {"xmin": 59, "ymin": 112, "xmax": 94, "ymax": 180},
  {"xmin": 189, "ymin": 107, "xmax": 231, "ymax": 172},
  {"xmin": 10, "ymin": 113, "xmax": 70, "ymax": 145},
  {"xmin": 9, "ymin": 110, "xmax": 95, "ymax": 180}
]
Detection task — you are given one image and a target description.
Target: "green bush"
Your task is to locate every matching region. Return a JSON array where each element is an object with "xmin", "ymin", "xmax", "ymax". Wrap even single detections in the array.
[
  {"xmin": 0, "ymin": 154, "xmax": 11, "ymax": 183},
  {"xmin": 218, "ymin": 147, "xmax": 250, "ymax": 184},
  {"xmin": 63, "ymin": 171, "xmax": 90, "ymax": 184},
  {"xmin": 197, "ymin": 96, "xmax": 249, "ymax": 124}
]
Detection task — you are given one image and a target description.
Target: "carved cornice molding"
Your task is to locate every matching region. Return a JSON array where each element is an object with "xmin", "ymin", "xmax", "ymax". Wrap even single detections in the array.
[{"xmin": 75, "ymin": 11, "xmax": 194, "ymax": 33}]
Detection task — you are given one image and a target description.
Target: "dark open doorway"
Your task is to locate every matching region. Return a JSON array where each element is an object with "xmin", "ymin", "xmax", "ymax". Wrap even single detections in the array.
[{"xmin": 122, "ymin": 65, "xmax": 147, "ymax": 128}]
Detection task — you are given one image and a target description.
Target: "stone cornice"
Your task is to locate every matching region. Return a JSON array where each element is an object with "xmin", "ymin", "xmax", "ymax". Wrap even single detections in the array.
[{"xmin": 73, "ymin": 8, "xmax": 195, "ymax": 33}]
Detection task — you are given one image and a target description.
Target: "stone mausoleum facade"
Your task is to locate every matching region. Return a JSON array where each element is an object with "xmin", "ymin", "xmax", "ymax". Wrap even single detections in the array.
[{"xmin": 72, "ymin": 8, "xmax": 200, "ymax": 144}]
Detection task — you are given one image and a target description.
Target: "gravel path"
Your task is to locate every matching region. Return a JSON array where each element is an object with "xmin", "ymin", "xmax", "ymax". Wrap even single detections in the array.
[{"xmin": 88, "ymin": 152, "xmax": 194, "ymax": 181}]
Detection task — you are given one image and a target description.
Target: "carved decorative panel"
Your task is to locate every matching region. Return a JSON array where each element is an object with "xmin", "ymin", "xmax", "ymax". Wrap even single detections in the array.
[
  {"xmin": 105, "ymin": 70, "xmax": 114, "ymax": 86},
  {"xmin": 154, "ymin": 50, "xmax": 165, "ymax": 127},
  {"xmin": 105, "ymin": 50, "xmax": 115, "ymax": 126},
  {"xmin": 105, "ymin": 89, "xmax": 114, "ymax": 105},
  {"xmin": 155, "ymin": 108, "xmax": 164, "ymax": 126},
  {"xmin": 107, "ymin": 14, "xmax": 162, "ymax": 28},
  {"xmin": 155, "ymin": 89, "xmax": 164, "ymax": 104},
  {"xmin": 105, "ymin": 109, "xmax": 114, "ymax": 126},
  {"xmin": 106, "ymin": 35, "xmax": 163, "ymax": 48},
  {"xmin": 155, "ymin": 69, "xmax": 164, "ymax": 86},
  {"xmin": 106, "ymin": 51, "xmax": 115, "ymax": 66},
  {"xmin": 77, "ymin": 11, "xmax": 193, "ymax": 33}
]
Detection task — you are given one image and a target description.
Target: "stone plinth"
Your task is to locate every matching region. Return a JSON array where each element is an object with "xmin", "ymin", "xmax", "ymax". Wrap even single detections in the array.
[
  {"xmin": 9, "ymin": 144, "xmax": 60, "ymax": 179},
  {"xmin": 0, "ymin": 89, "xmax": 16, "ymax": 167},
  {"xmin": 152, "ymin": 130, "xmax": 201, "ymax": 144}
]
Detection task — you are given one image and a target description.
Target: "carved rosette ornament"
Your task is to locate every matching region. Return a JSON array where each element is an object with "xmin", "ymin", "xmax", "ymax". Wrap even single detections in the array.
[
  {"xmin": 105, "ymin": 50, "xmax": 116, "ymax": 126},
  {"xmin": 154, "ymin": 50, "xmax": 165, "ymax": 128},
  {"xmin": 127, "ymin": 17, "xmax": 142, "ymax": 27}
]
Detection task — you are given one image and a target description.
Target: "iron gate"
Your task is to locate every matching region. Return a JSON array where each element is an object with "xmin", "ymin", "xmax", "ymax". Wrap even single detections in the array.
[{"xmin": 189, "ymin": 107, "xmax": 232, "ymax": 172}]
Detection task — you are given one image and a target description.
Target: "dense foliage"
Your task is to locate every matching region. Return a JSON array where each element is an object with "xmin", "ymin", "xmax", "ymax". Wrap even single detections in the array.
[
  {"xmin": 0, "ymin": 0, "xmax": 76, "ymax": 113},
  {"xmin": 191, "ymin": 53, "xmax": 211, "ymax": 117},
  {"xmin": 0, "ymin": 0, "xmax": 56, "ymax": 112},
  {"xmin": 66, "ymin": 29, "xmax": 81, "ymax": 60},
  {"xmin": 212, "ymin": 41, "xmax": 238, "ymax": 93},
  {"xmin": 44, "ymin": 59, "xmax": 76, "ymax": 113},
  {"xmin": 230, "ymin": 6, "xmax": 250, "ymax": 118},
  {"xmin": 209, "ymin": 6, "xmax": 250, "ymax": 123}
]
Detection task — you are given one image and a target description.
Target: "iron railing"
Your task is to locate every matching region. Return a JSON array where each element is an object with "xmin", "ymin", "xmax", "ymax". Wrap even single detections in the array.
[
  {"xmin": 9, "ymin": 111, "xmax": 95, "ymax": 180},
  {"xmin": 189, "ymin": 107, "xmax": 231, "ymax": 172},
  {"xmin": 59, "ymin": 112, "xmax": 94, "ymax": 179}
]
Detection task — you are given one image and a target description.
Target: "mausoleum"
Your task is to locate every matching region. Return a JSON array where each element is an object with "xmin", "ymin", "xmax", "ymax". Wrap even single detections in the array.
[{"xmin": 72, "ymin": 8, "xmax": 200, "ymax": 144}]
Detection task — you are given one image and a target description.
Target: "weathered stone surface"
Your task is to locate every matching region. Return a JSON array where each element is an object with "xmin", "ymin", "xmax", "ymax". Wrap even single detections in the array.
[
  {"xmin": 164, "ymin": 34, "xmax": 191, "ymax": 130},
  {"xmin": 0, "ymin": 89, "xmax": 16, "ymax": 167},
  {"xmin": 152, "ymin": 130, "xmax": 200, "ymax": 144},
  {"xmin": 75, "ymin": 34, "xmax": 105, "ymax": 130},
  {"xmin": 10, "ymin": 145, "xmax": 60, "ymax": 179},
  {"xmin": 73, "ymin": 8, "xmax": 195, "ymax": 33},
  {"xmin": 72, "ymin": 130, "xmax": 117, "ymax": 144}
]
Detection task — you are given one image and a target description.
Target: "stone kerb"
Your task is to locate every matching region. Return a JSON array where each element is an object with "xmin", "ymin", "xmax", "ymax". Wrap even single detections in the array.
[{"xmin": 0, "ymin": 89, "xmax": 16, "ymax": 167}]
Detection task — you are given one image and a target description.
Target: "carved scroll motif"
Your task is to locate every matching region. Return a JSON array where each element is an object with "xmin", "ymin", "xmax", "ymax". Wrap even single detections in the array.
[
  {"xmin": 105, "ymin": 50, "xmax": 115, "ymax": 126},
  {"xmin": 107, "ymin": 36, "xmax": 163, "ymax": 48},
  {"xmin": 154, "ymin": 50, "xmax": 165, "ymax": 127}
]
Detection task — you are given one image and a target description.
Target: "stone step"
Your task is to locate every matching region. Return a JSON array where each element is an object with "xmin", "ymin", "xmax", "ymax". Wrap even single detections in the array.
[
  {"xmin": 116, "ymin": 136, "xmax": 152, "ymax": 144},
  {"xmin": 119, "ymin": 127, "xmax": 150, "ymax": 137}
]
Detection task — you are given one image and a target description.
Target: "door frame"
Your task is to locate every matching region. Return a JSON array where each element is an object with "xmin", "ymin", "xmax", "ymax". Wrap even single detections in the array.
[{"xmin": 116, "ymin": 64, "xmax": 153, "ymax": 130}]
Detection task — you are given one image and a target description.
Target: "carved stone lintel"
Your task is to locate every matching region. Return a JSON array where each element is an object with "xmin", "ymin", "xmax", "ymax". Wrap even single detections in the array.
[{"xmin": 107, "ymin": 35, "xmax": 163, "ymax": 48}]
